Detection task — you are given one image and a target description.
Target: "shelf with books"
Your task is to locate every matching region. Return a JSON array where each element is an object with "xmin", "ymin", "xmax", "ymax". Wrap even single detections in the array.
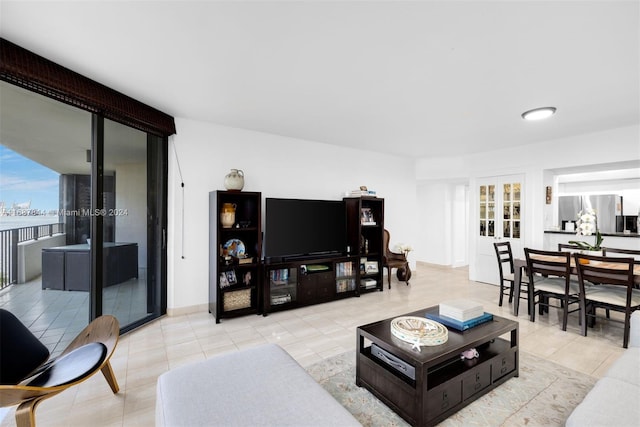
[
  {"xmin": 209, "ymin": 190, "xmax": 262, "ymax": 323},
  {"xmin": 336, "ymin": 260, "xmax": 357, "ymax": 294},
  {"xmin": 344, "ymin": 196, "xmax": 384, "ymax": 293}
]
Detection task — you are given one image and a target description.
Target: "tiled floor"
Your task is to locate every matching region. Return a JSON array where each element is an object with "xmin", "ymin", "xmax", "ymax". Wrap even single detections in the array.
[
  {"xmin": 0, "ymin": 271, "xmax": 150, "ymax": 357},
  {"xmin": 1, "ymin": 263, "xmax": 628, "ymax": 426}
]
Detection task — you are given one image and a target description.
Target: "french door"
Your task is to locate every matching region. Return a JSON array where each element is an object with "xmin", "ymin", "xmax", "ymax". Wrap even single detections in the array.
[{"xmin": 475, "ymin": 175, "xmax": 524, "ymax": 285}]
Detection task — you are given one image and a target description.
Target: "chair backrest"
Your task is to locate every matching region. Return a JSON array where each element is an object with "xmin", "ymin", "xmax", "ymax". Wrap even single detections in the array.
[
  {"xmin": 524, "ymin": 248, "xmax": 572, "ymax": 284},
  {"xmin": 383, "ymin": 229, "xmax": 391, "ymax": 258},
  {"xmin": 558, "ymin": 243, "xmax": 582, "ymax": 253},
  {"xmin": 0, "ymin": 309, "xmax": 50, "ymax": 385},
  {"xmin": 602, "ymin": 247, "xmax": 640, "ymax": 264},
  {"xmin": 494, "ymin": 241, "xmax": 514, "ymax": 277},
  {"xmin": 574, "ymin": 253, "xmax": 636, "ymax": 304}
]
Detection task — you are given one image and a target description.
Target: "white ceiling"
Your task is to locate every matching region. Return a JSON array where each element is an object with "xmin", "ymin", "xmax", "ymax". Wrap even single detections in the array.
[{"xmin": 0, "ymin": 0, "xmax": 638, "ymax": 159}]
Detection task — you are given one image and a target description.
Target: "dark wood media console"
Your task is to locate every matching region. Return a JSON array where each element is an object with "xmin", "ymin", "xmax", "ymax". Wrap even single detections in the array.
[
  {"xmin": 356, "ymin": 306, "xmax": 519, "ymax": 426},
  {"xmin": 263, "ymin": 255, "xmax": 359, "ymax": 315}
]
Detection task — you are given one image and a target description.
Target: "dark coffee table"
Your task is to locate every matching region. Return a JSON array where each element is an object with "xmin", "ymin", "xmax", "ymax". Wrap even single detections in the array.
[{"xmin": 356, "ymin": 306, "xmax": 518, "ymax": 426}]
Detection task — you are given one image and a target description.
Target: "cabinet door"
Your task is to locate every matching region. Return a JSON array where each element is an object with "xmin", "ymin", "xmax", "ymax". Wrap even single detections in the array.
[{"xmin": 475, "ymin": 175, "xmax": 524, "ymax": 284}]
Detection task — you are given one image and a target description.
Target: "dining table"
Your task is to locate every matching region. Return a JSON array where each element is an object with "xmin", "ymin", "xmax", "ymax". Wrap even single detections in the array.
[{"xmin": 512, "ymin": 255, "xmax": 640, "ymax": 317}]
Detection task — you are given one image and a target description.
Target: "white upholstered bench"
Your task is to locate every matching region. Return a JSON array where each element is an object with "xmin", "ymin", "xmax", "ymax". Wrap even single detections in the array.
[{"xmin": 156, "ymin": 343, "xmax": 360, "ymax": 426}]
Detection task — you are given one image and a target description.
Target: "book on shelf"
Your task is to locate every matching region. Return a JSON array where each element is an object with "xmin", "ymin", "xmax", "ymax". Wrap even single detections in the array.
[
  {"xmin": 361, "ymin": 278, "xmax": 377, "ymax": 289},
  {"xmin": 350, "ymin": 189, "xmax": 377, "ymax": 197},
  {"xmin": 439, "ymin": 299, "xmax": 484, "ymax": 322},
  {"xmin": 425, "ymin": 312, "xmax": 494, "ymax": 332}
]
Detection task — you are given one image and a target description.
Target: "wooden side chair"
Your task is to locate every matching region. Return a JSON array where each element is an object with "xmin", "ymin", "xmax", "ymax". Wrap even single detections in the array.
[
  {"xmin": 0, "ymin": 310, "xmax": 120, "ymax": 427},
  {"xmin": 493, "ymin": 241, "xmax": 529, "ymax": 311},
  {"xmin": 382, "ymin": 229, "xmax": 410, "ymax": 289},
  {"xmin": 575, "ymin": 253, "xmax": 640, "ymax": 348},
  {"xmin": 558, "ymin": 243, "xmax": 582, "ymax": 253},
  {"xmin": 524, "ymin": 248, "xmax": 581, "ymax": 330}
]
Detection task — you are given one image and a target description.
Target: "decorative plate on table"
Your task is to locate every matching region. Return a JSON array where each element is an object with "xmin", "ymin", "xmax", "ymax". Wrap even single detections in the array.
[
  {"xmin": 390, "ymin": 316, "xmax": 448, "ymax": 347},
  {"xmin": 223, "ymin": 239, "xmax": 246, "ymax": 258}
]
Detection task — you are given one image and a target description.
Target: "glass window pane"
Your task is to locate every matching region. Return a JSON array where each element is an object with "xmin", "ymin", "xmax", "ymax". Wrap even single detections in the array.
[
  {"xmin": 504, "ymin": 202, "xmax": 511, "ymax": 220},
  {"xmin": 513, "ymin": 221, "xmax": 521, "ymax": 239},
  {"xmin": 480, "ymin": 204, "xmax": 486, "ymax": 219},
  {"xmin": 503, "ymin": 221, "xmax": 511, "ymax": 238},
  {"xmin": 0, "ymin": 82, "xmax": 91, "ymax": 356},
  {"xmin": 480, "ymin": 185, "xmax": 486, "ymax": 202},
  {"xmin": 504, "ymin": 184, "xmax": 511, "ymax": 201},
  {"xmin": 488, "ymin": 203, "xmax": 495, "ymax": 219},
  {"xmin": 488, "ymin": 185, "xmax": 495, "ymax": 202},
  {"xmin": 514, "ymin": 202, "xmax": 520, "ymax": 219},
  {"xmin": 102, "ymin": 118, "xmax": 149, "ymax": 328},
  {"xmin": 480, "ymin": 220, "xmax": 486, "ymax": 236},
  {"xmin": 513, "ymin": 183, "xmax": 521, "ymax": 201}
]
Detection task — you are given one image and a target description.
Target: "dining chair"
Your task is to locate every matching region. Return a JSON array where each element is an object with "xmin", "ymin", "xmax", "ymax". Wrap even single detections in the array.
[
  {"xmin": 602, "ymin": 248, "xmax": 640, "ymax": 290},
  {"xmin": 574, "ymin": 253, "xmax": 640, "ymax": 348},
  {"xmin": 382, "ymin": 229, "xmax": 410, "ymax": 289},
  {"xmin": 524, "ymin": 248, "xmax": 580, "ymax": 330},
  {"xmin": 493, "ymin": 241, "xmax": 529, "ymax": 311},
  {"xmin": 602, "ymin": 247, "xmax": 640, "ymax": 261},
  {"xmin": 0, "ymin": 310, "xmax": 120, "ymax": 427},
  {"xmin": 558, "ymin": 243, "xmax": 582, "ymax": 253}
]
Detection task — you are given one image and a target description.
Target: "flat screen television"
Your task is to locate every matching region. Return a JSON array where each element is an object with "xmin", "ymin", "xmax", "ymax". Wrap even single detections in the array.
[{"xmin": 265, "ymin": 198, "xmax": 347, "ymax": 261}]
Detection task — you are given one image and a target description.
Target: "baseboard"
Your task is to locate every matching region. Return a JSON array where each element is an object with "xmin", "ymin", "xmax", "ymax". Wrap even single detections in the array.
[{"xmin": 167, "ymin": 303, "xmax": 209, "ymax": 317}]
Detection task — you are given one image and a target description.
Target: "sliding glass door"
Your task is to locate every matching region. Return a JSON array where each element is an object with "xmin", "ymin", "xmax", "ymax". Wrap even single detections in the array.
[{"xmin": 0, "ymin": 81, "xmax": 166, "ymax": 350}]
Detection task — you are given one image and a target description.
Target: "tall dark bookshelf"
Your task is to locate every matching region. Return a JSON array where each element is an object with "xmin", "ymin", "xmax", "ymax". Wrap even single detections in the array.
[
  {"xmin": 344, "ymin": 197, "xmax": 385, "ymax": 293},
  {"xmin": 209, "ymin": 191, "xmax": 262, "ymax": 323}
]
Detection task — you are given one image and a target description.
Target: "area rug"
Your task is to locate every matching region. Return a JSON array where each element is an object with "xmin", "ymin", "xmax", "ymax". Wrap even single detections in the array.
[{"xmin": 305, "ymin": 350, "xmax": 597, "ymax": 427}]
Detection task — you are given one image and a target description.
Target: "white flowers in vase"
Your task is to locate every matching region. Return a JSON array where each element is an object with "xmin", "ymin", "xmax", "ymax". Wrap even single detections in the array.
[
  {"xmin": 569, "ymin": 208, "xmax": 603, "ymax": 251},
  {"xmin": 395, "ymin": 243, "xmax": 413, "ymax": 257}
]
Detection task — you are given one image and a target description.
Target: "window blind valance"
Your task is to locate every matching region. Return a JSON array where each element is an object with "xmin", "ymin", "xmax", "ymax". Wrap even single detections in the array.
[{"xmin": 0, "ymin": 38, "xmax": 176, "ymax": 137}]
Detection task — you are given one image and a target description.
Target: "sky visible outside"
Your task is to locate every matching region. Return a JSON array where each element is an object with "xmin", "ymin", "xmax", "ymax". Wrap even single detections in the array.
[{"xmin": 0, "ymin": 145, "xmax": 59, "ymax": 212}]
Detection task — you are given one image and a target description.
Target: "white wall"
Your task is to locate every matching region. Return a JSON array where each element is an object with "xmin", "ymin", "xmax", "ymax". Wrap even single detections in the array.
[
  {"xmin": 167, "ymin": 118, "xmax": 417, "ymax": 313},
  {"xmin": 414, "ymin": 125, "xmax": 640, "ymax": 282}
]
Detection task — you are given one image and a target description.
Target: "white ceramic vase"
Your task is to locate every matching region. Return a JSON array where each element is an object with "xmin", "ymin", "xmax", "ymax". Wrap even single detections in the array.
[{"xmin": 224, "ymin": 169, "xmax": 244, "ymax": 191}]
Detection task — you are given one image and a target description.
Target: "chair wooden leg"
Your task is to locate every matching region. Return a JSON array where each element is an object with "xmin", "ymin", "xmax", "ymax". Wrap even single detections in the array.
[
  {"xmin": 499, "ymin": 281, "xmax": 504, "ymax": 307},
  {"xmin": 561, "ymin": 298, "xmax": 569, "ymax": 331},
  {"xmin": 508, "ymin": 281, "xmax": 514, "ymax": 303},
  {"xmin": 15, "ymin": 396, "xmax": 47, "ymax": 427},
  {"xmin": 579, "ymin": 299, "xmax": 587, "ymax": 336},
  {"xmin": 530, "ymin": 294, "xmax": 537, "ymax": 322},
  {"xmin": 101, "ymin": 361, "xmax": 120, "ymax": 393}
]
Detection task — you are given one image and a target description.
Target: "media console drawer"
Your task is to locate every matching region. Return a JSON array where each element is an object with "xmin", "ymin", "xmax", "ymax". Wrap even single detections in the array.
[
  {"xmin": 491, "ymin": 349, "xmax": 516, "ymax": 381},
  {"xmin": 426, "ymin": 381, "xmax": 462, "ymax": 421},
  {"xmin": 462, "ymin": 363, "xmax": 491, "ymax": 400}
]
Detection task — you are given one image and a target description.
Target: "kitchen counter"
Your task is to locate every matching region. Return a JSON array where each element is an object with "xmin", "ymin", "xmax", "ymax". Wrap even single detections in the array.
[
  {"xmin": 545, "ymin": 230, "xmax": 640, "ymax": 238},
  {"xmin": 544, "ymin": 232, "xmax": 640, "ymax": 252}
]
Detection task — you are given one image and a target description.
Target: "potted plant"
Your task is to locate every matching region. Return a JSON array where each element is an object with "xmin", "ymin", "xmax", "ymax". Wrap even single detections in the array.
[{"xmin": 569, "ymin": 208, "xmax": 603, "ymax": 262}]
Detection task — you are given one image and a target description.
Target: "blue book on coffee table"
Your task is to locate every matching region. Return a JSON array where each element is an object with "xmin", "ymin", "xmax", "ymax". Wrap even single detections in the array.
[{"xmin": 425, "ymin": 312, "xmax": 493, "ymax": 331}]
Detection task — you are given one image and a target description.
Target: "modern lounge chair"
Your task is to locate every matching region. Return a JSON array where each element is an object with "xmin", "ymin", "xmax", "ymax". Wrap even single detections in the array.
[{"xmin": 0, "ymin": 309, "xmax": 120, "ymax": 427}]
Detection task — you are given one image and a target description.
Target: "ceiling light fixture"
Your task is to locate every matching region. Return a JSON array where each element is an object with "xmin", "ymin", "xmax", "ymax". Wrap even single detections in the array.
[{"xmin": 521, "ymin": 107, "xmax": 556, "ymax": 121}]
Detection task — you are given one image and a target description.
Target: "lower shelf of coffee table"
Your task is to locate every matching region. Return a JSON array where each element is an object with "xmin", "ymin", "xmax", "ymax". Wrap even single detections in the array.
[{"xmin": 357, "ymin": 337, "xmax": 518, "ymax": 426}]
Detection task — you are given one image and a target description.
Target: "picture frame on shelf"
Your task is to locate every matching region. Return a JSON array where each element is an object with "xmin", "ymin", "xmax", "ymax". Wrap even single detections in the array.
[
  {"xmin": 365, "ymin": 261, "xmax": 379, "ymax": 274},
  {"xmin": 219, "ymin": 272, "xmax": 230, "ymax": 289},
  {"xmin": 242, "ymin": 270, "xmax": 252, "ymax": 286},
  {"xmin": 226, "ymin": 270, "xmax": 237, "ymax": 285},
  {"xmin": 361, "ymin": 208, "xmax": 375, "ymax": 225}
]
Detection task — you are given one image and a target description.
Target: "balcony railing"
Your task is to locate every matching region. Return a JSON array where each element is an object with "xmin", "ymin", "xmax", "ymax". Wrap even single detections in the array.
[{"xmin": 0, "ymin": 223, "xmax": 65, "ymax": 289}]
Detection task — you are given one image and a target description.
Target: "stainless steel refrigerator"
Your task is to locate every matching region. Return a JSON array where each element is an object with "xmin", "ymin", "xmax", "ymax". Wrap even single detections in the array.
[{"xmin": 558, "ymin": 195, "xmax": 622, "ymax": 233}]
